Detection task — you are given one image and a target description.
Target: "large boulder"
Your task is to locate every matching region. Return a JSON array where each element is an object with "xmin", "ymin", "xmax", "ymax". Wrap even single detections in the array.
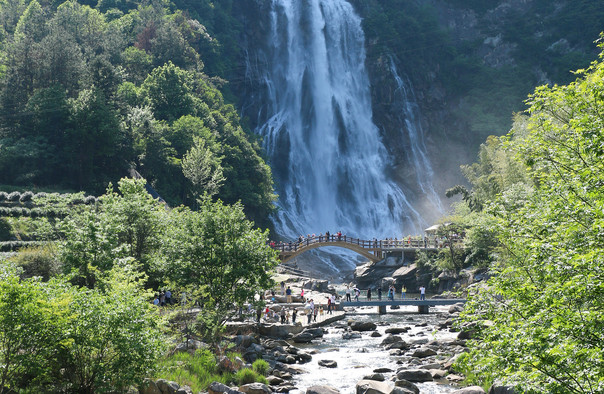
[
  {"xmin": 384, "ymin": 327, "xmax": 409, "ymax": 334},
  {"xmin": 306, "ymin": 386, "xmax": 340, "ymax": 394},
  {"xmin": 451, "ymin": 387, "xmax": 486, "ymax": 394},
  {"xmin": 304, "ymin": 328, "xmax": 325, "ymax": 338},
  {"xmin": 260, "ymin": 324, "xmax": 303, "ymax": 339},
  {"xmin": 396, "ymin": 369, "xmax": 433, "ymax": 382},
  {"xmin": 239, "ymin": 383, "xmax": 272, "ymax": 394},
  {"xmin": 292, "ymin": 331, "xmax": 315, "ymax": 343},
  {"xmin": 355, "ymin": 379, "xmax": 393, "ymax": 394},
  {"xmin": 208, "ymin": 382, "xmax": 244, "ymax": 394},
  {"xmin": 350, "ymin": 321, "xmax": 377, "ymax": 332}
]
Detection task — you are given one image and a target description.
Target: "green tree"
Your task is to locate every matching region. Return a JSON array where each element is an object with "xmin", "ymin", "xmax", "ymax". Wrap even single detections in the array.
[
  {"xmin": 457, "ymin": 42, "xmax": 604, "ymax": 392},
  {"xmin": 162, "ymin": 199, "xmax": 278, "ymax": 341},
  {"xmin": 0, "ymin": 264, "xmax": 67, "ymax": 392},
  {"xmin": 182, "ymin": 137, "xmax": 224, "ymax": 199},
  {"xmin": 140, "ymin": 61, "xmax": 194, "ymax": 122}
]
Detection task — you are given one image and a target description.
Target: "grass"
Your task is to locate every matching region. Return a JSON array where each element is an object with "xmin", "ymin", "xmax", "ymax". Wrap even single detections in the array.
[
  {"xmin": 155, "ymin": 349, "xmax": 269, "ymax": 391},
  {"xmin": 155, "ymin": 349, "xmax": 232, "ymax": 392}
]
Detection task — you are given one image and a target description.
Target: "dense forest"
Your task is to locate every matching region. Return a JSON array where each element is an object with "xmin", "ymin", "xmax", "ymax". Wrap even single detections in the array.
[{"xmin": 0, "ymin": 0, "xmax": 275, "ymax": 227}]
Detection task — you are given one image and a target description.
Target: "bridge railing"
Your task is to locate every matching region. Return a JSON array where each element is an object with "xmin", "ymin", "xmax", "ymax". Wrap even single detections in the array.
[{"xmin": 270, "ymin": 234, "xmax": 463, "ymax": 253}]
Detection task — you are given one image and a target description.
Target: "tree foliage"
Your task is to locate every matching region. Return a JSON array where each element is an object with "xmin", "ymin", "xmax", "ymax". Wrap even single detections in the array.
[
  {"xmin": 457, "ymin": 40, "xmax": 604, "ymax": 393},
  {"xmin": 0, "ymin": 0, "xmax": 275, "ymax": 224}
]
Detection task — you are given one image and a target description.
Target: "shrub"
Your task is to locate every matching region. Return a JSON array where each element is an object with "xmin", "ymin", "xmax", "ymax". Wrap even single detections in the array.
[
  {"xmin": 252, "ymin": 359, "xmax": 269, "ymax": 376},
  {"xmin": 7, "ymin": 191, "xmax": 20, "ymax": 202},
  {"xmin": 84, "ymin": 195, "xmax": 97, "ymax": 205},
  {"xmin": 19, "ymin": 191, "xmax": 34, "ymax": 203},
  {"xmin": 9, "ymin": 245, "xmax": 61, "ymax": 280},
  {"xmin": 0, "ymin": 219, "xmax": 11, "ymax": 241},
  {"xmin": 234, "ymin": 368, "xmax": 267, "ymax": 386}
]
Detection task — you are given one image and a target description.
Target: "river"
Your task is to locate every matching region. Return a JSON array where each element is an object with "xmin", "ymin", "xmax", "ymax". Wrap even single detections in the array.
[{"xmin": 292, "ymin": 306, "xmax": 459, "ymax": 393}]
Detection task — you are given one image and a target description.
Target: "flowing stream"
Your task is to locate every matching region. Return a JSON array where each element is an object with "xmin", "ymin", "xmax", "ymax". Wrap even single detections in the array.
[{"xmin": 293, "ymin": 308, "xmax": 458, "ymax": 393}]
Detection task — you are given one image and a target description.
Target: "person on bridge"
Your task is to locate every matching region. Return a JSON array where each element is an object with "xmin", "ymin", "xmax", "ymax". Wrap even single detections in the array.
[
  {"xmin": 387, "ymin": 285, "xmax": 394, "ymax": 301},
  {"xmin": 345, "ymin": 286, "xmax": 352, "ymax": 302},
  {"xmin": 337, "ymin": 231, "xmax": 342, "ymax": 241},
  {"xmin": 377, "ymin": 287, "xmax": 382, "ymax": 300},
  {"xmin": 354, "ymin": 288, "xmax": 360, "ymax": 302},
  {"xmin": 401, "ymin": 285, "xmax": 406, "ymax": 299},
  {"xmin": 367, "ymin": 288, "xmax": 372, "ymax": 301},
  {"xmin": 419, "ymin": 286, "xmax": 426, "ymax": 300},
  {"xmin": 325, "ymin": 231, "xmax": 330, "ymax": 241}
]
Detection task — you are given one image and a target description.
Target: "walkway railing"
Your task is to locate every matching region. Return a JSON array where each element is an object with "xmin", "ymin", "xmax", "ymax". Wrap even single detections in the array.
[{"xmin": 270, "ymin": 234, "xmax": 463, "ymax": 253}]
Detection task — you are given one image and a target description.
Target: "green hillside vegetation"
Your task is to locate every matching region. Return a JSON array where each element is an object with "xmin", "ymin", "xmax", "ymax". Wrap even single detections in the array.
[
  {"xmin": 0, "ymin": 0, "xmax": 275, "ymax": 227},
  {"xmin": 0, "ymin": 178, "xmax": 278, "ymax": 392},
  {"xmin": 446, "ymin": 39, "xmax": 604, "ymax": 391}
]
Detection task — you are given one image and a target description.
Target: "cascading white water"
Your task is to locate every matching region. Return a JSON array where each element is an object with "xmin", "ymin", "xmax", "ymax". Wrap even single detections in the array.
[
  {"xmin": 256, "ymin": 0, "xmax": 423, "ymax": 241},
  {"xmin": 388, "ymin": 56, "xmax": 444, "ymax": 216}
]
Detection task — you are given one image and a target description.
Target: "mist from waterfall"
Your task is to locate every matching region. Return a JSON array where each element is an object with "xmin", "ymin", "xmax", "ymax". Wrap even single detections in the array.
[{"xmin": 254, "ymin": 0, "xmax": 425, "ymax": 242}]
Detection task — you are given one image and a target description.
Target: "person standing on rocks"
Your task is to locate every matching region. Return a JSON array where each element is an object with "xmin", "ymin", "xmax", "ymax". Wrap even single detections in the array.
[
  {"xmin": 280, "ymin": 281, "xmax": 285, "ymax": 295},
  {"xmin": 280, "ymin": 307, "xmax": 286, "ymax": 324},
  {"xmin": 292, "ymin": 308, "xmax": 297, "ymax": 323},
  {"xmin": 286, "ymin": 286, "xmax": 292, "ymax": 303}
]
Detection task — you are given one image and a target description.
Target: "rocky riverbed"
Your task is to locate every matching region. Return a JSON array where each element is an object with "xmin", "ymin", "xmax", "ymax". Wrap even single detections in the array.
[{"xmin": 212, "ymin": 302, "xmax": 479, "ymax": 394}]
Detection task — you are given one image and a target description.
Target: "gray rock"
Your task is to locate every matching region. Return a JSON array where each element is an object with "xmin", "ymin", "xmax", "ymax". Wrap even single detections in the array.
[
  {"xmin": 156, "ymin": 379, "xmax": 180, "ymax": 394},
  {"xmin": 390, "ymin": 388, "xmax": 416, "ymax": 394},
  {"xmin": 385, "ymin": 327, "xmax": 409, "ymax": 334},
  {"xmin": 410, "ymin": 347, "xmax": 437, "ymax": 358},
  {"xmin": 175, "ymin": 386, "xmax": 193, "ymax": 394},
  {"xmin": 385, "ymin": 341, "xmax": 408, "ymax": 350},
  {"xmin": 370, "ymin": 331, "xmax": 382, "ymax": 337},
  {"xmin": 394, "ymin": 379, "xmax": 419, "ymax": 394},
  {"xmin": 448, "ymin": 303, "xmax": 464, "ymax": 314},
  {"xmin": 239, "ymin": 383, "xmax": 273, "ymax": 394},
  {"xmin": 488, "ymin": 386, "xmax": 517, "ymax": 394},
  {"xmin": 342, "ymin": 332, "xmax": 362, "ymax": 340},
  {"xmin": 355, "ymin": 379, "xmax": 393, "ymax": 394},
  {"xmin": 380, "ymin": 335, "xmax": 404, "ymax": 345},
  {"xmin": 306, "ymin": 385, "xmax": 340, "ymax": 394},
  {"xmin": 373, "ymin": 367, "xmax": 393, "ymax": 373},
  {"xmin": 396, "ymin": 369, "xmax": 433, "ymax": 382},
  {"xmin": 451, "ymin": 387, "xmax": 486, "ymax": 394},
  {"xmin": 140, "ymin": 379, "xmax": 162, "ymax": 394},
  {"xmin": 297, "ymin": 351, "xmax": 313, "ymax": 363},
  {"xmin": 208, "ymin": 382, "xmax": 244, "ymax": 394},
  {"xmin": 318, "ymin": 359, "xmax": 338, "ymax": 368},
  {"xmin": 267, "ymin": 376, "xmax": 284, "ymax": 385},
  {"xmin": 304, "ymin": 328, "xmax": 325, "ymax": 338},
  {"xmin": 362, "ymin": 373, "xmax": 385, "ymax": 382},
  {"xmin": 350, "ymin": 321, "xmax": 377, "ymax": 332},
  {"xmin": 292, "ymin": 331, "xmax": 315, "ymax": 343},
  {"xmin": 429, "ymin": 369, "xmax": 447, "ymax": 379}
]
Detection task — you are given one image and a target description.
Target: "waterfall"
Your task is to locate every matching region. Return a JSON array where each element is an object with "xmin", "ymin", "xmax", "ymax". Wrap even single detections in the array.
[
  {"xmin": 388, "ymin": 56, "xmax": 444, "ymax": 216},
  {"xmin": 253, "ymin": 0, "xmax": 424, "ymax": 241}
]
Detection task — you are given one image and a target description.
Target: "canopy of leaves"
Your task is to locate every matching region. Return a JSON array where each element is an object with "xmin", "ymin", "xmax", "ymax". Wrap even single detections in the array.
[
  {"xmin": 456, "ymin": 40, "xmax": 604, "ymax": 392},
  {"xmin": 0, "ymin": 0, "xmax": 275, "ymax": 226}
]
